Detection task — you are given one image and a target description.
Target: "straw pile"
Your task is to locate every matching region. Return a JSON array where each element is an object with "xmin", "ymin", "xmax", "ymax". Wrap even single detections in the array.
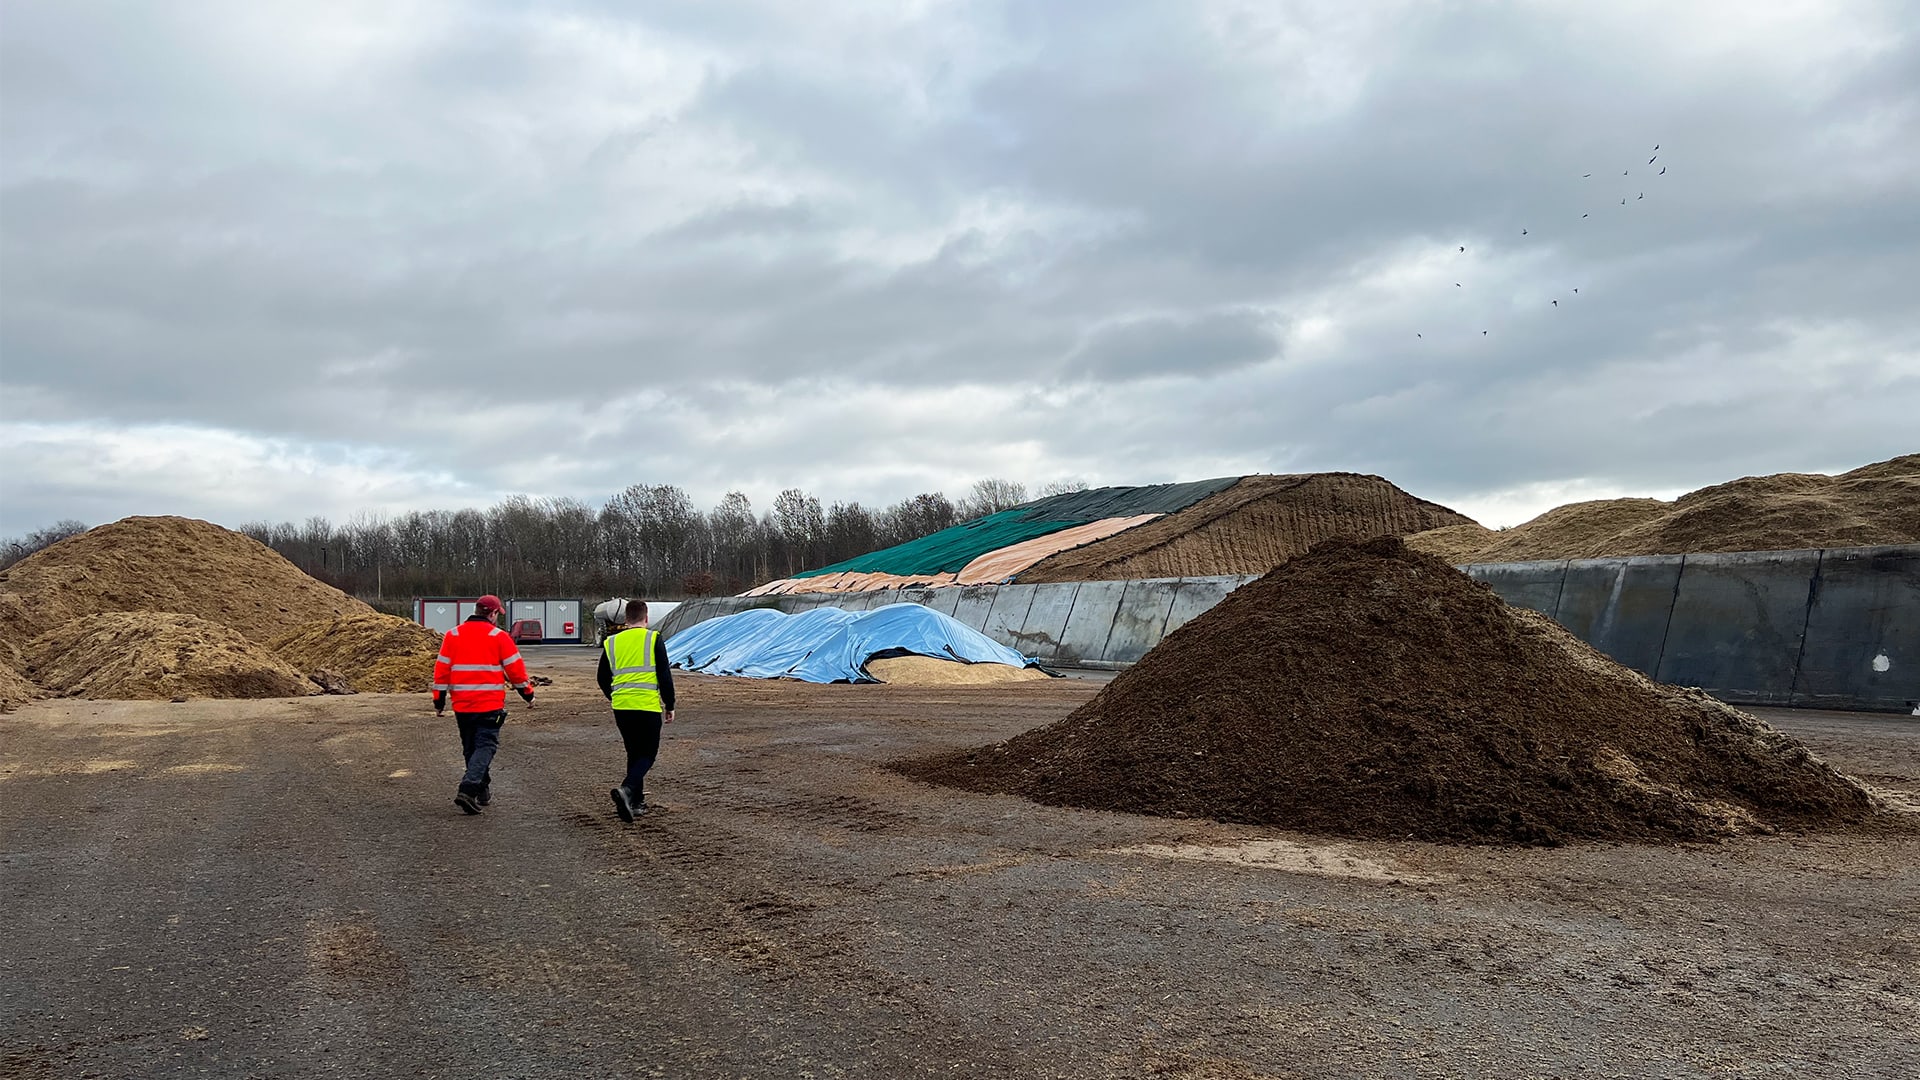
[
  {"xmin": 271, "ymin": 611, "xmax": 442, "ymax": 693},
  {"xmin": 26, "ymin": 613, "xmax": 315, "ymax": 701},
  {"xmin": 866, "ymin": 655, "xmax": 1050, "ymax": 686}
]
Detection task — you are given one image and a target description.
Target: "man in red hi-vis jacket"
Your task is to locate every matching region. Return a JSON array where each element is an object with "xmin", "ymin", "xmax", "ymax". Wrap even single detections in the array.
[{"xmin": 432, "ymin": 595, "xmax": 535, "ymax": 814}]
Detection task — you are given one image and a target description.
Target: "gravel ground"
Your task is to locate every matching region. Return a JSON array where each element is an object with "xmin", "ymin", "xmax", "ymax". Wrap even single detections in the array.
[{"xmin": 2, "ymin": 648, "xmax": 1915, "ymax": 1079}]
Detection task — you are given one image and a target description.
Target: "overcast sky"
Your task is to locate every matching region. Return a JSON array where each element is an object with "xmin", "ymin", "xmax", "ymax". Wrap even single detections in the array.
[{"xmin": 3, "ymin": 0, "xmax": 1916, "ymax": 536}]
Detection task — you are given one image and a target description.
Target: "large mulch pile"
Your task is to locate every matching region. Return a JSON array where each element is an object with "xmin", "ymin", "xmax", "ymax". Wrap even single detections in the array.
[
  {"xmin": 897, "ymin": 536, "xmax": 1879, "ymax": 846},
  {"xmin": 271, "ymin": 611, "xmax": 442, "ymax": 693},
  {"xmin": 26, "ymin": 613, "xmax": 315, "ymax": 701},
  {"xmin": 1016, "ymin": 473, "xmax": 1473, "ymax": 583},
  {"xmin": 866, "ymin": 655, "xmax": 1051, "ymax": 686},
  {"xmin": 0, "ymin": 516, "xmax": 373, "ymax": 650},
  {"xmin": 1407, "ymin": 453, "xmax": 1918, "ymax": 563}
]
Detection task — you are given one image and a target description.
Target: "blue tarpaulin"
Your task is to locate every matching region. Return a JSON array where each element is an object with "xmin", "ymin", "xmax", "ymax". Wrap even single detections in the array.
[{"xmin": 665, "ymin": 603, "xmax": 1039, "ymax": 683}]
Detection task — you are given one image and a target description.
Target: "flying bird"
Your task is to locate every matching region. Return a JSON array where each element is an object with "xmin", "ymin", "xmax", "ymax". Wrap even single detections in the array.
[
  {"xmin": 1459, "ymin": 245, "xmax": 1466, "ymax": 253},
  {"xmin": 1417, "ymin": 333, "xmax": 1422, "ymax": 339},
  {"xmin": 1583, "ymin": 173, "xmax": 1591, "ymax": 178},
  {"xmin": 1624, "ymin": 170, "xmax": 1629, "ymax": 175},
  {"xmin": 1552, "ymin": 299, "xmax": 1558, "ymax": 306},
  {"xmin": 1653, "ymin": 144, "xmax": 1659, "ymax": 150},
  {"xmin": 1455, "ymin": 283, "xmax": 1462, "ymax": 287},
  {"xmin": 1482, "ymin": 330, "xmax": 1488, "ymax": 336},
  {"xmin": 1522, "ymin": 229, "xmax": 1528, "ymax": 235},
  {"xmin": 1659, "ymin": 166, "xmax": 1666, "ymax": 175},
  {"xmin": 1639, "ymin": 192, "xmax": 1644, "ymax": 199},
  {"xmin": 1649, "ymin": 155, "xmax": 1658, "ymax": 164},
  {"xmin": 1621, "ymin": 198, "xmax": 1626, "ymax": 204},
  {"xmin": 1582, "ymin": 213, "xmax": 1589, "ymax": 218},
  {"xmin": 1573, "ymin": 288, "xmax": 1578, "ymax": 294}
]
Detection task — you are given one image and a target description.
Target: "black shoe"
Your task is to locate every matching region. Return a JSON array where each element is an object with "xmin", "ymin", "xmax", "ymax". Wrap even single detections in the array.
[
  {"xmin": 478, "ymin": 786, "xmax": 492, "ymax": 806},
  {"xmin": 610, "ymin": 786, "xmax": 635, "ymax": 823},
  {"xmin": 454, "ymin": 791, "xmax": 482, "ymax": 815},
  {"xmin": 632, "ymin": 800, "xmax": 650, "ymax": 818}
]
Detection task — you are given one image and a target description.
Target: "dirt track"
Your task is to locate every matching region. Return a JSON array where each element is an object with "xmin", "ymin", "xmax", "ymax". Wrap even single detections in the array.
[{"xmin": 3, "ymin": 648, "xmax": 1916, "ymax": 1079}]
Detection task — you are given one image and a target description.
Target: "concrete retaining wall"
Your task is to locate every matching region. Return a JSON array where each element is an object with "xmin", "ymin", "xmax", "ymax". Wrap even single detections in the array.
[{"xmin": 656, "ymin": 544, "xmax": 1920, "ymax": 713}]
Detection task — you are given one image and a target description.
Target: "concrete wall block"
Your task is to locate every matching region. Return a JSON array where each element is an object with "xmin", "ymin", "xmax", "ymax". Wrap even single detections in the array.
[
  {"xmin": 1105, "ymin": 579, "xmax": 1179, "ymax": 664},
  {"xmin": 1792, "ymin": 546, "xmax": 1920, "ymax": 711},
  {"xmin": 980, "ymin": 584, "xmax": 1040, "ymax": 646},
  {"xmin": 1162, "ymin": 576, "xmax": 1252, "ymax": 639},
  {"xmin": 950, "ymin": 586, "xmax": 999, "ymax": 632},
  {"xmin": 1551, "ymin": 555, "xmax": 1684, "ymax": 676},
  {"xmin": 1009, "ymin": 583, "xmax": 1077, "ymax": 661},
  {"xmin": 1056, "ymin": 581, "xmax": 1129, "ymax": 663},
  {"xmin": 1464, "ymin": 561, "xmax": 1568, "ymax": 615},
  {"xmin": 1655, "ymin": 550, "xmax": 1818, "ymax": 706}
]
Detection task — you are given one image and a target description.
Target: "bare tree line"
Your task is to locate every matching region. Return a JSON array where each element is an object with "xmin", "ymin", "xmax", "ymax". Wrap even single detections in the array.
[{"xmin": 1, "ymin": 479, "xmax": 1089, "ymax": 601}]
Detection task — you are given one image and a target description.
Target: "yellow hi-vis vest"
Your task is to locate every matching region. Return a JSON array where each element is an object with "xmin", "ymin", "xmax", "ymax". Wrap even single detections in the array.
[{"xmin": 605, "ymin": 627, "xmax": 662, "ymax": 712}]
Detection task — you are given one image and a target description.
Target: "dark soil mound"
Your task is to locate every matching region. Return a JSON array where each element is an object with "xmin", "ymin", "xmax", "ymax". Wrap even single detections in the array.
[{"xmin": 898, "ymin": 536, "xmax": 1878, "ymax": 845}]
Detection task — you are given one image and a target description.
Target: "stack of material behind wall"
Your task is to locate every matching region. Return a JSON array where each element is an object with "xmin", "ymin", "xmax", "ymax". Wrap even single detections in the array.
[
  {"xmin": 897, "ymin": 536, "xmax": 1881, "ymax": 846},
  {"xmin": 1014, "ymin": 473, "xmax": 1475, "ymax": 583},
  {"xmin": 271, "ymin": 611, "xmax": 443, "ymax": 693},
  {"xmin": 27, "ymin": 613, "xmax": 314, "ymax": 701},
  {"xmin": 1406, "ymin": 453, "xmax": 1919, "ymax": 562}
]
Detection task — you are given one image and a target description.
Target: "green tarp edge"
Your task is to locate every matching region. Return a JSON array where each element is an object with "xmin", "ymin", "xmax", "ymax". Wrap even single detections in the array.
[{"xmin": 794, "ymin": 510, "xmax": 1083, "ymax": 577}]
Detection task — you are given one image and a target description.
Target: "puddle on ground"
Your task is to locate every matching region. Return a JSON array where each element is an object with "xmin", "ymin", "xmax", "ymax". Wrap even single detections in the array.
[{"xmin": 1115, "ymin": 837, "xmax": 1446, "ymax": 884}]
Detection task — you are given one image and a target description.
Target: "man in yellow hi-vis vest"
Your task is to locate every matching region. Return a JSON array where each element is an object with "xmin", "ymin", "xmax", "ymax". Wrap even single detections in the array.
[{"xmin": 596, "ymin": 599, "xmax": 677, "ymax": 822}]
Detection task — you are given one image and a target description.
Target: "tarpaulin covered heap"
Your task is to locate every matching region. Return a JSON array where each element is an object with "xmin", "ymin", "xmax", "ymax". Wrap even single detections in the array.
[{"xmin": 666, "ymin": 603, "xmax": 1039, "ymax": 683}]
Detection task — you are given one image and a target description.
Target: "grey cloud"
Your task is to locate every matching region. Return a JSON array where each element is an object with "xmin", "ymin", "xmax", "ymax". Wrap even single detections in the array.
[
  {"xmin": 1065, "ymin": 310, "xmax": 1277, "ymax": 381},
  {"xmin": 2, "ymin": 2, "xmax": 1917, "ymax": 532}
]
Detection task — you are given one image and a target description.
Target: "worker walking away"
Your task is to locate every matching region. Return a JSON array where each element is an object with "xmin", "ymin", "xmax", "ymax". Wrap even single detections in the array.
[
  {"xmin": 433, "ymin": 594, "xmax": 536, "ymax": 815},
  {"xmin": 598, "ymin": 599, "xmax": 675, "ymax": 822}
]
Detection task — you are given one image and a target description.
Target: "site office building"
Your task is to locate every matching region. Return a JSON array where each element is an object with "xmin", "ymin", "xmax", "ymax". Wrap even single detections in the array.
[{"xmin": 415, "ymin": 597, "xmax": 583, "ymax": 645}]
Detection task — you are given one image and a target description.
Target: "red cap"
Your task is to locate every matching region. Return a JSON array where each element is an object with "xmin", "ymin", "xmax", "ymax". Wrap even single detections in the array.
[{"xmin": 475, "ymin": 594, "xmax": 504, "ymax": 615}]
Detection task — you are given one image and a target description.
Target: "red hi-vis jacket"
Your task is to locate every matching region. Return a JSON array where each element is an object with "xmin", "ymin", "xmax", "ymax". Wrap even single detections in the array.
[{"xmin": 432, "ymin": 618, "xmax": 532, "ymax": 712}]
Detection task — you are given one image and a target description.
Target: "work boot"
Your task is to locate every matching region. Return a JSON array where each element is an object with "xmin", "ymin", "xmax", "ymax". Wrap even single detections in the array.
[
  {"xmin": 631, "ymin": 793, "xmax": 650, "ymax": 818},
  {"xmin": 454, "ymin": 790, "xmax": 482, "ymax": 815},
  {"xmin": 610, "ymin": 785, "xmax": 635, "ymax": 823},
  {"xmin": 478, "ymin": 784, "xmax": 492, "ymax": 807}
]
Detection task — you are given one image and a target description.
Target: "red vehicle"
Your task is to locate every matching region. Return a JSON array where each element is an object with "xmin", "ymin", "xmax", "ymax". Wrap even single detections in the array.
[{"xmin": 509, "ymin": 619, "xmax": 545, "ymax": 643}]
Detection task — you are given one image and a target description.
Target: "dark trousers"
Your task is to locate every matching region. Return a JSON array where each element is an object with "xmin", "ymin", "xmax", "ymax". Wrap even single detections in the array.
[
  {"xmin": 455, "ymin": 710, "xmax": 505, "ymax": 795},
  {"xmin": 615, "ymin": 710, "xmax": 664, "ymax": 798}
]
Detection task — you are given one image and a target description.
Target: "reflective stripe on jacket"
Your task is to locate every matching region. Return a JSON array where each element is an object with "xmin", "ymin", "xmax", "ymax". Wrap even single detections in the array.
[
  {"xmin": 603, "ymin": 627, "xmax": 662, "ymax": 712},
  {"xmin": 432, "ymin": 619, "xmax": 531, "ymax": 712}
]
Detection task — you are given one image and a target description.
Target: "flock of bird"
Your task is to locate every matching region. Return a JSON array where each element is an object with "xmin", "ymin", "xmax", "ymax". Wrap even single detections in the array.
[{"xmin": 1417, "ymin": 144, "xmax": 1667, "ymax": 342}]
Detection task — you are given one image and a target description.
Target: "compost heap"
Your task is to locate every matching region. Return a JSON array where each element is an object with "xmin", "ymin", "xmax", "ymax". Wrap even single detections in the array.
[
  {"xmin": 866, "ymin": 655, "xmax": 1051, "ymax": 686},
  {"xmin": 898, "ymin": 536, "xmax": 1877, "ymax": 845},
  {"xmin": 26, "ymin": 613, "xmax": 315, "ymax": 701},
  {"xmin": 1407, "ymin": 453, "xmax": 1919, "ymax": 563},
  {"xmin": 271, "ymin": 611, "xmax": 442, "ymax": 693},
  {"xmin": 1018, "ymin": 473, "xmax": 1472, "ymax": 583}
]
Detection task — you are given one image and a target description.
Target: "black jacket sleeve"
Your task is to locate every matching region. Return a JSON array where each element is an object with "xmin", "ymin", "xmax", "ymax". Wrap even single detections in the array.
[
  {"xmin": 597, "ymin": 647, "xmax": 613, "ymax": 699},
  {"xmin": 656, "ymin": 634, "xmax": 676, "ymax": 712}
]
